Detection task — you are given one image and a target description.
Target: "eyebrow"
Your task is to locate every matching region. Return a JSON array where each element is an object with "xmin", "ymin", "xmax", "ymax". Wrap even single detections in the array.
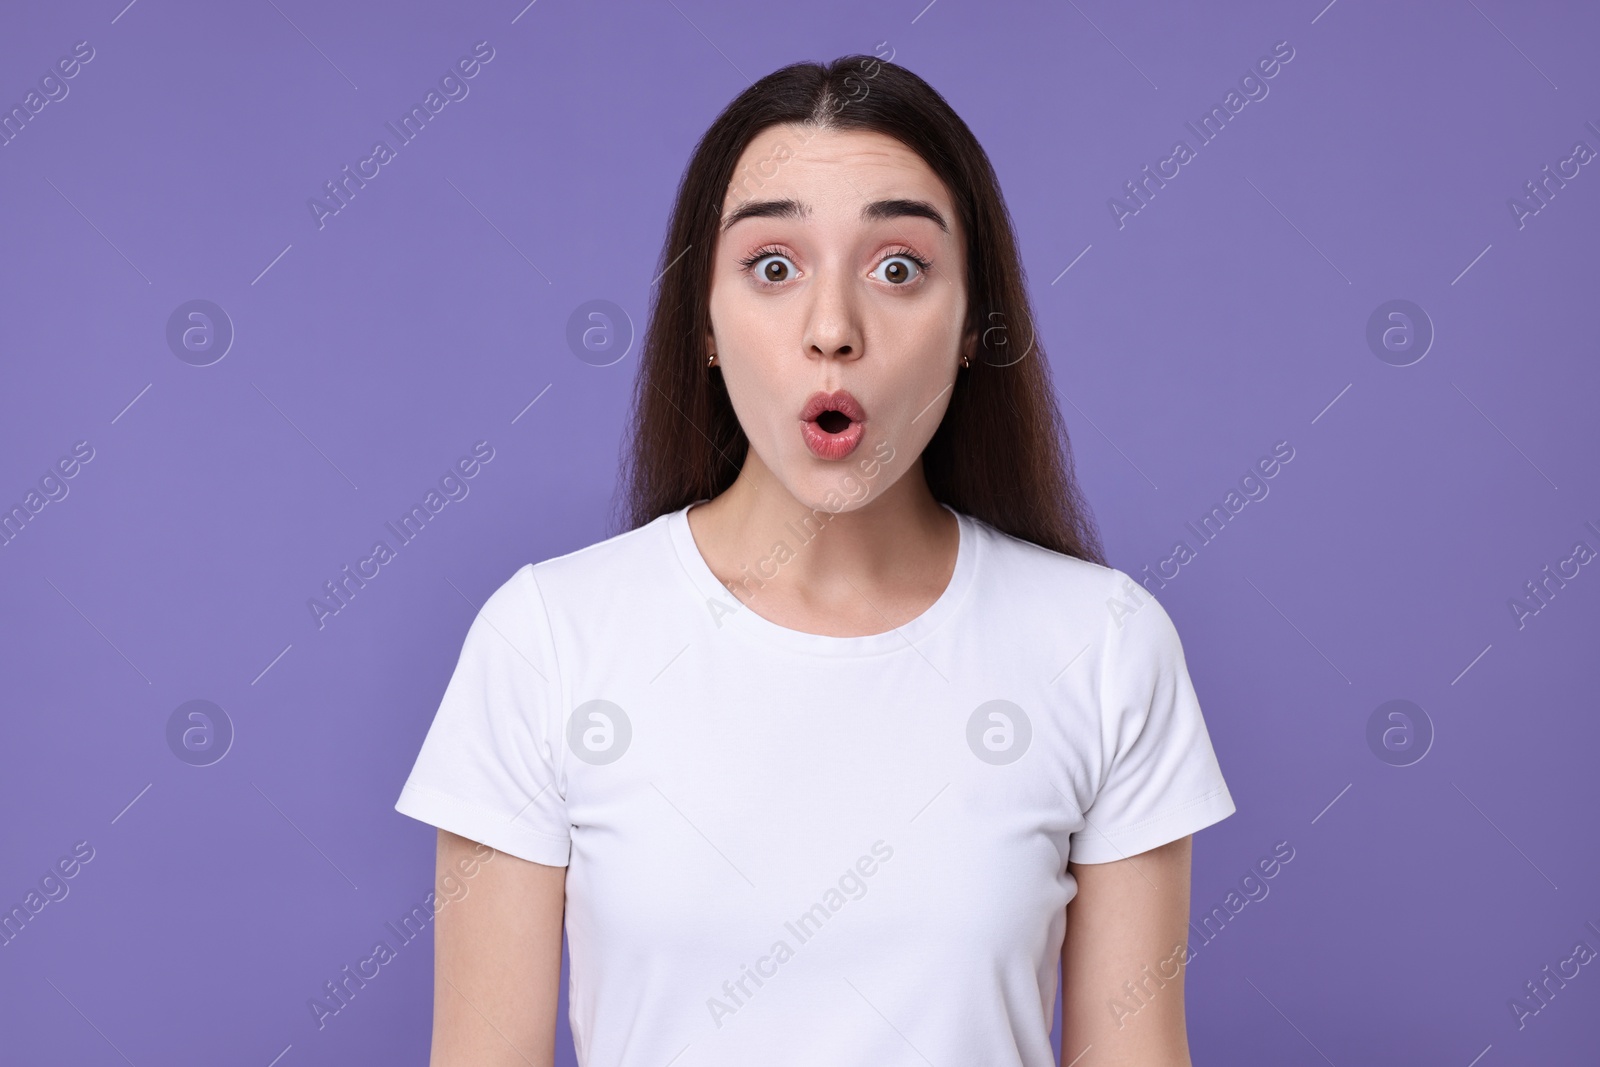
[{"xmin": 719, "ymin": 197, "xmax": 950, "ymax": 235}]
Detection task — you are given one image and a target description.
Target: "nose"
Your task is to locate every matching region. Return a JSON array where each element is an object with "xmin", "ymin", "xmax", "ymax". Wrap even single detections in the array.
[{"xmin": 802, "ymin": 268, "xmax": 864, "ymax": 364}]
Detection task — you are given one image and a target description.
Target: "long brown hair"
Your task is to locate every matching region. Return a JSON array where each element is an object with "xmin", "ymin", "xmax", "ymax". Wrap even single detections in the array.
[{"xmin": 615, "ymin": 53, "xmax": 1105, "ymax": 565}]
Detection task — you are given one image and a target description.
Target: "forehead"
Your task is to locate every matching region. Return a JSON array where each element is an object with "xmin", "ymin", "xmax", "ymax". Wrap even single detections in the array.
[{"xmin": 722, "ymin": 124, "xmax": 954, "ymax": 222}]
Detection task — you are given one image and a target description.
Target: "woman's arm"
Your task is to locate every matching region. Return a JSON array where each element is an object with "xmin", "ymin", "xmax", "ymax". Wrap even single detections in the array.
[
  {"xmin": 429, "ymin": 828, "xmax": 567, "ymax": 1066},
  {"xmin": 1060, "ymin": 835, "xmax": 1195, "ymax": 1067}
]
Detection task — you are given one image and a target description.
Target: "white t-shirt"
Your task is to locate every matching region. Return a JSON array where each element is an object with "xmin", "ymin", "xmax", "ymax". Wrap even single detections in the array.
[{"xmin": 394, "ymin": 501, "xmax": 1235, "ymax": 1066}]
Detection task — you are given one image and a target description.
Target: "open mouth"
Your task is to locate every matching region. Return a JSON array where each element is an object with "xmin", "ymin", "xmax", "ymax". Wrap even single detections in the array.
[
  {"xmin": 814, "ymin": 409, "xmax": 853, "ymax": 434},
  {"xmin": 799, "ymin": 390, "xmax": 867, "ymax": 460}
]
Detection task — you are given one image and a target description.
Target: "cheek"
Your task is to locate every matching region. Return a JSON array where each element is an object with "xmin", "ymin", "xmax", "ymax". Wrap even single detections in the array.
[
  {"xmin": 711, "ymin": 279, "xmax": 789, "ymax": 358},
  {"xmin": 868, "ymin": 369, "xmax": 953, "ymax": 458},
  {"xmin": 714, "ymin": 306, "xmax": 810, "ymax": 428},
  {"xmin": 718, "ymin": 354, "xmax": 793, "ymax": 447}
]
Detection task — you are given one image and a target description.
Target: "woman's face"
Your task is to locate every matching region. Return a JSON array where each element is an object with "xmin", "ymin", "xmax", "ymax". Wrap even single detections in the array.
[{"xmin": 707, "ymin": 123, "xmax": 975, "ymax": 513}]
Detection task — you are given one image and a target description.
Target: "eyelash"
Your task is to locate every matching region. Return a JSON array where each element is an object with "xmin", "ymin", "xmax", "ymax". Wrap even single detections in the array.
[{"xmin": 737, "ymin": 245, "xmax": 933, "ymax": 287}]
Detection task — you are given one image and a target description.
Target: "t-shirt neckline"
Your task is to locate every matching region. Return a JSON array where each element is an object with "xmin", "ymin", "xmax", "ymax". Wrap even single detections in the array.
[{"xmin": 667, "ymin": 499, "xmax": 978, "ymax": 658}]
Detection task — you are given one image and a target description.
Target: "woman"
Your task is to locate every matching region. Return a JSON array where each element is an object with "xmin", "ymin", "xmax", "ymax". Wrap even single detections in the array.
[{"xmin": 395, "ymin": 53, "xmax": 1235, "ymax": 1067}]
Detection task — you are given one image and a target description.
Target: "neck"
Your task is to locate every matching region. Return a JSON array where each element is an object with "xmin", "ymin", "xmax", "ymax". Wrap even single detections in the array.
[{"xmin": 688, "ymin": 451, "xmax": 955, "ymax": 605}]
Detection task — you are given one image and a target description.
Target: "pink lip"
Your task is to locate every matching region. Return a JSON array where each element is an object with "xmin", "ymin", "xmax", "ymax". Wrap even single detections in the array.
[
  {"xmin": 799, "ymin": 389, "xmax": 867, "ymax": 461},
  {"xmin": 799, "ymin": 390, "xmax": 867, "ymax": 424},
  {"xmin": 801, "ymin": 418, "xmax": 864, "ymax": 460}
]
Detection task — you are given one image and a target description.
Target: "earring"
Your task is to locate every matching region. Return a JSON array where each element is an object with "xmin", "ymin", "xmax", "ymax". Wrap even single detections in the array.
[
  {"xmin": 707, "ymin": 353, "xmax": 716, "ymax": 368},
  {"xmin": 961, "ymin": 354, "xmax": 970, "ymax": 369}
]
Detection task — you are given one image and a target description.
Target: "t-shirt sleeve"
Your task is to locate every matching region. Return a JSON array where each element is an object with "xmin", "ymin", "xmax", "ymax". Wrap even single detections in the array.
[
  {"xmin": 1068, "ymin": 571, "xmax": 1235, "ymax": 864},
  {"xmin": 393, "ymin": 563, "xmax": 571, "ymax": 867}
]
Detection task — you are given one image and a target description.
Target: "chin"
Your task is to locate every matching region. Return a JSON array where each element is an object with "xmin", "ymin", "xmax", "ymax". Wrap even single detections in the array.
[
  {"xmin": 795, "ymin": 470, "xmax": 890, "ymax": 516},
  {"xmin": 776, "ymin": 476, "xmax": 868, "ymax": 516}
]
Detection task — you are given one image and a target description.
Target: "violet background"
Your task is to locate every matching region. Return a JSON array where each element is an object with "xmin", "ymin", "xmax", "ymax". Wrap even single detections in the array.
[{"xmin": 2, "ymin": 1, "xmax": 1597, "ymax": 1064}]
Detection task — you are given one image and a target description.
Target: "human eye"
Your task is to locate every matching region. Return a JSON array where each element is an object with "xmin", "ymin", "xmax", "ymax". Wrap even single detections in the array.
[
  {"xmin": 870, "ymin": 246, "xmax": 932, "ymax": 287},
  {"xmin": 737, "ymin": 246, "xmax": 799, "ymax": 288}
]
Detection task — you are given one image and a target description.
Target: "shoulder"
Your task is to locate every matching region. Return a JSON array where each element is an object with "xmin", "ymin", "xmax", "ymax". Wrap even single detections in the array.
[
  {"xmin": 965, "ymin": 512, "xmax": 1130, "ymax": 613},
  {"xmin": 461, "ymin": 515, "xmax": 678, "ymax": 668},
  {"xmin": 529, "ymin": 511, "xmax": 673, "ymax": 584},
  {"xmin": 964, "ymin": 512, "xmax": 1185, "ymax": 659},
  {"xmin": 473, "ymin": 512, "xmax": 682, "ymax": 631}
]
